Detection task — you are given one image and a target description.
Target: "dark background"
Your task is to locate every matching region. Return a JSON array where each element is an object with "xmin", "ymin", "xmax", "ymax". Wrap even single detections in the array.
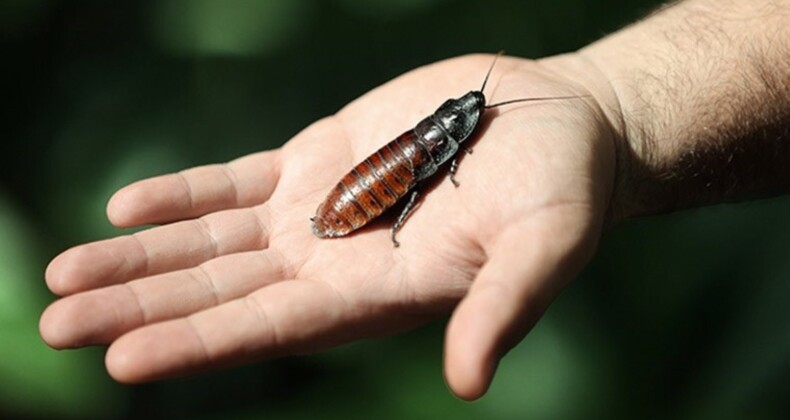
[{"xmin": 2, "ymin": 0, "xmax": 789, "ymax": 418}]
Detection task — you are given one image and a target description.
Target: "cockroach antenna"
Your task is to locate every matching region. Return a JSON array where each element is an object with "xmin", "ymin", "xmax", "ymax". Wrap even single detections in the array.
[
  {"xmin": 479, "ymin": 51, "xmax": 589, "ymax": 109},
  {"xmin": 479, "ymin": 50, "xmax": 505, "ymax": 95},
  {"xmin": 485, "ymin": 95, "xmax": 589, "ymax": 109}
]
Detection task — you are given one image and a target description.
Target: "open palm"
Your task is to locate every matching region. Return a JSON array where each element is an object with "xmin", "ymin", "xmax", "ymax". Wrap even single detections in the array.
[{"xmin": 41, "ymin": 54, "xmax": 617, "ymax": 400}]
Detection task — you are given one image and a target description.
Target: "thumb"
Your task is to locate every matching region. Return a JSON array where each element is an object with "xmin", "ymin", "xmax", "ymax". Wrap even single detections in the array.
[{"xmin": 444, "ymin": 210, "xmax": 597, "ymax": 400}]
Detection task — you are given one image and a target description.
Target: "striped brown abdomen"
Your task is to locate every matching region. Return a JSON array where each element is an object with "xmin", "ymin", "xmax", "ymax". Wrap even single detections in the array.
[{"xmin": 312, "ymin": 130, "xmax": 434, "ymax": 238}]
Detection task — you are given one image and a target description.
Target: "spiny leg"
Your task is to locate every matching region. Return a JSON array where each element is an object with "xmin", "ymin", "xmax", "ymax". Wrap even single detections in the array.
[
  {"xmin": 449, "ymin": 160, "xmax": 460, "ymax": 187},
  {"xmin": 449, "ymin": 146, "xmax": 473, "ymax": 187},
  {"xmin": 391, "ymin": 188, "xmax": 421, "ymax": 247}
]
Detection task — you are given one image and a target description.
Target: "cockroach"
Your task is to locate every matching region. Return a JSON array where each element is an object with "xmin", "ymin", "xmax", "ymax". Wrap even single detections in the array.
[{"xmin": 311, "ymin": 52, "xmax": 583, "ymax": 246}]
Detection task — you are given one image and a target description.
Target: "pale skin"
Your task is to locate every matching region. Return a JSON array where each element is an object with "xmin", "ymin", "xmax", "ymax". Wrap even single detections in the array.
[{"xmin": 40, "ymin": 0, "xmax": 788, "ymax": 401}]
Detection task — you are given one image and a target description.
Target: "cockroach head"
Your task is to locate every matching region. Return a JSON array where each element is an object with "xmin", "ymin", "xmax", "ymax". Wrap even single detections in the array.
[
  {"xmin": 431, "ymin": 91, "xmax": 486, "ymax": 142},
  {"xmin": 469, "ymin": 90, "xmax": 486, "ymax": 108}
]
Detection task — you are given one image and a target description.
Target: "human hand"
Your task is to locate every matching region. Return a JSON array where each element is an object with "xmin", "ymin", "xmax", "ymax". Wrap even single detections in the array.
[{"xmin": 40, "ymin": 53, "xmax": 619, "ymax": 400}]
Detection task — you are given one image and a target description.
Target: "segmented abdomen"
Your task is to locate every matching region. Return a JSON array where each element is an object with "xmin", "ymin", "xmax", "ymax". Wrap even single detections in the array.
[{"xmin": 312, "ymin": 130, "xmax": 433, "ymax": 238}]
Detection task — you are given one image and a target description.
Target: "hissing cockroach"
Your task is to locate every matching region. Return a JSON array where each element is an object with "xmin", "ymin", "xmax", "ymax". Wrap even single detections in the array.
[{"xmin": 311, "ymin": 52, "xmax": 583, "ymax": 246}]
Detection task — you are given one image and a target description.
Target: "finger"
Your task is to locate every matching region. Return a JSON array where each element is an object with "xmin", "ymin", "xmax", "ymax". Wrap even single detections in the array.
[
  {"xmin": 40, "ymin": 250, "xmax": 286, "ymax": 349},
  {"xmin": 444, "ymin": 208, "xmax": 597, "ymax": 400},
  {"xmin": 107, "ymin": 151, "xmax": 281, "ymax": 227},
  {"xmin": 105, "ymin": 279, "xmax": 353, "ymax": 383},
  {"xmin": 46, "ymin": 206, "xmax": 271, "ymax": 295}
]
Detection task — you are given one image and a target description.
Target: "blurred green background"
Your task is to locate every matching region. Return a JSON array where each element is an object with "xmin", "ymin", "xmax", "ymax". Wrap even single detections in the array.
[{"xmin": 2, "ymin": 0, "xmax": 789, "ymax": 418}]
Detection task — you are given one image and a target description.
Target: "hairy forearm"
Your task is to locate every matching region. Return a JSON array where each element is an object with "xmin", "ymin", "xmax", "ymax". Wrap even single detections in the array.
[{"xmin": 580, "ymin": 0, "xmax": 790, "ymax": 221}]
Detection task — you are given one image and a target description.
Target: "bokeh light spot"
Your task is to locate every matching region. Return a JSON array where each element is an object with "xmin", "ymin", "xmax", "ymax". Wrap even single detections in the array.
[{"xmin": 150, "ymin": 0, "xmax": 311, "ymax": 57}]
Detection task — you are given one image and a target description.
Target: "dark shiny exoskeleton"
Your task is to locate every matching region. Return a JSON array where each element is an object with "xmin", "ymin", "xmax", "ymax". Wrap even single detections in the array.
[{"xmin": 311, "ymin": 53, "xmax": 580, "ymax": 246}]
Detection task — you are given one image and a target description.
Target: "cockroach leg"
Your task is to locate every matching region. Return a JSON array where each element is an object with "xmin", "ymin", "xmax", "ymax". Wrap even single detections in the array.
[
  {"xmin": 391, "ymin": 187, "xmax": 421, "ymax": 247},
  {"xmin": 449, "ymin": 160, "xmax": 460, "ymax": 187},
  {"xmin": 449, "ymin": 147, "xmax": 472, "ymax": 187}
]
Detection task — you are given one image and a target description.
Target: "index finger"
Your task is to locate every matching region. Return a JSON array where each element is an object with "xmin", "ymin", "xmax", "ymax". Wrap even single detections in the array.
[{"xmin": 108, "ymin": 150, "xmax": 281, "ymax": 227}]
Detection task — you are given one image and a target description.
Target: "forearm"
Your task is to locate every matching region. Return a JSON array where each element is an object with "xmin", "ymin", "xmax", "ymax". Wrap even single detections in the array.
[{"xmin": 579, "ymin": 0, "xmax": 790, "ymax": 221}]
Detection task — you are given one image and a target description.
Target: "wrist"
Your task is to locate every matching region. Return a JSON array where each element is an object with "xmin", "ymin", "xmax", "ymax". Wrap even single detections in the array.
[
  {"xmin": 536, "ymin": 52, "xmax": 633, "ymax": 226},
  {"xmin": 576, "ymin": 0, "xmax": 790, "ymax": 222}
]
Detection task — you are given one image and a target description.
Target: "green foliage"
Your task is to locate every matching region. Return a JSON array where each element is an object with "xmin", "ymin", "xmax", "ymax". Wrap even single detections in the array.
[
  {"xmin": 0, "ymin": 195, "xmax": 126, "ymax": 418},
  {"xmin": 150, "ymin": 0, "xmax": 311, "ymax": 56}
]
